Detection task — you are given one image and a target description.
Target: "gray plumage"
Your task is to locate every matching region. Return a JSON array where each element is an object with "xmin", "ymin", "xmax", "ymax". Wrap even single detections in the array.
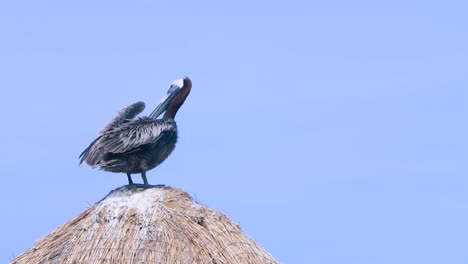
[
  {"xmin": 79, "ymin": 102, "xmax": 177, "ymax": 185},
  {"xmin": 80, "ymin": 77, "xmax": 192, "ymax": 186}
]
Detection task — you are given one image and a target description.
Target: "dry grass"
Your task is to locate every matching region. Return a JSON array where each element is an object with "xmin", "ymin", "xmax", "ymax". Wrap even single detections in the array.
[{"xmin": 12, "ymin": 185, "xmax": 279, "ymax": 264}]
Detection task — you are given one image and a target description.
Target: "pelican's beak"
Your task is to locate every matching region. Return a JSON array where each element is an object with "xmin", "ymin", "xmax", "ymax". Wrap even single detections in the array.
[{"xmin": 150, "ymin": 78, "xmax": 185, "ymax": 118}]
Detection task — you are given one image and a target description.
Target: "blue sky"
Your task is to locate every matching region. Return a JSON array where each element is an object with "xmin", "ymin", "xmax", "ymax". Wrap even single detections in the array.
[{"xmin": 1, "ymin": 1, "xmax": 467, "ymax": 263}]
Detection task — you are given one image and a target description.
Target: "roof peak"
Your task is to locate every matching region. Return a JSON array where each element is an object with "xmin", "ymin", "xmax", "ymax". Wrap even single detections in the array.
[{"xmin": 12, "ymin": 185, "xmax": 279, "ymax": 264}]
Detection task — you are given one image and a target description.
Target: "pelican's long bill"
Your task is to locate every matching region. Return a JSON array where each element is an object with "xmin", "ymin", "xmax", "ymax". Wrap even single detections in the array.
[{"xmin": 149, "ymin": 78, "xmax": 185, "ymax": 119}]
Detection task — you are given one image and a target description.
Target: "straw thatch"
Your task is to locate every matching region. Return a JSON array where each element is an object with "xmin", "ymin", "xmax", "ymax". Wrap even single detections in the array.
[{"xmin": 12, "ymin": 185, "xmax": 279, "ymax": 264}]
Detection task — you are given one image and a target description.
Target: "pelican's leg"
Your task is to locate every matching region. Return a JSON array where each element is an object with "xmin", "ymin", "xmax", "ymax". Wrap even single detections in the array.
[
  {"xmin": 127, "ymin": 173, "xmax": 134, "ymax": 185},
  {"xmin": 141, "ymin": 171, "xmax": 149, "ymax": 186}
]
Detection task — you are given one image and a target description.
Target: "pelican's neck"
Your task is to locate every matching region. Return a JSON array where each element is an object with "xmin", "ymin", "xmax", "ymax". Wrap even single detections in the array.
[
  {"xmin": 163, "ymin": 78, "xmax": 191, "ymax": 120},
  {"xmin": 163, "ymin": 103, "xmax": 182, "ymax": 120}
]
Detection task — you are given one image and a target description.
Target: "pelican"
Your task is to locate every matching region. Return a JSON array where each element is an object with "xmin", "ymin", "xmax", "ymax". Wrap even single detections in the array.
[{"xmin": 79, "ymin": 77, "xmax": 192, "ymax": 186}]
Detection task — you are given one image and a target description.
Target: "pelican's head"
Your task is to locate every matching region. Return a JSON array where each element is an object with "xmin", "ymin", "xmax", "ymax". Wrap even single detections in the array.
[{"xmin": 150, "ymin": 77, "xmax": 192, "ymax": 119}]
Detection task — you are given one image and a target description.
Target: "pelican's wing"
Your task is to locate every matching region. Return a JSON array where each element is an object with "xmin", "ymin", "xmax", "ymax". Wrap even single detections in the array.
[
  {"xmin": 100, "ymin": 101, "xmax": 145, "ymax": 132},
  {"xmin": 79, "ymin": 102, "xmax": 145, "ymax": 165},
  {"xmin": 99, "ymin": 118, "xmax": 176, "ymax": 155}
]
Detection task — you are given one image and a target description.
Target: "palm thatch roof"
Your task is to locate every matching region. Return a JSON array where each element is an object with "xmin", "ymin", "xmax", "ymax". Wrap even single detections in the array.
[{"xmin": 12, "ymin": 186, "xmax": 279, "ymax": 264}]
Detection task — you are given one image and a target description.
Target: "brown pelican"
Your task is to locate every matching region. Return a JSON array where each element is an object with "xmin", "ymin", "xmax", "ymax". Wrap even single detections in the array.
[{"xmin": 79, "ymin": 77, "xmax": 192, "ymax": 186}]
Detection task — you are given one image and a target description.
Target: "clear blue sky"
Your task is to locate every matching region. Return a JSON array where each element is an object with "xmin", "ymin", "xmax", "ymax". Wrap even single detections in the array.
[{"xmin": 1, "ymin": 1, "xmax": 467, "ymax": 263}]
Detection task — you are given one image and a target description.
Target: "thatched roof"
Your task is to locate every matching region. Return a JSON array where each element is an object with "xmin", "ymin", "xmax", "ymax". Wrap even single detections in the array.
[{"xmin": 12, "ymin": 186, "xmax": 279, "ymax": 264}]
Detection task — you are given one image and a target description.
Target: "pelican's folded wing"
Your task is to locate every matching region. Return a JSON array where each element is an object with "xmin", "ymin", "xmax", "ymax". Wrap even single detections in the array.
[
  {"xmin": 100, "ymin": 118, "xmax": 176, "ymax": 154},
  {"xmin": 79, "ymin": 102, "xmax": 146, "ymax": 165}
]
